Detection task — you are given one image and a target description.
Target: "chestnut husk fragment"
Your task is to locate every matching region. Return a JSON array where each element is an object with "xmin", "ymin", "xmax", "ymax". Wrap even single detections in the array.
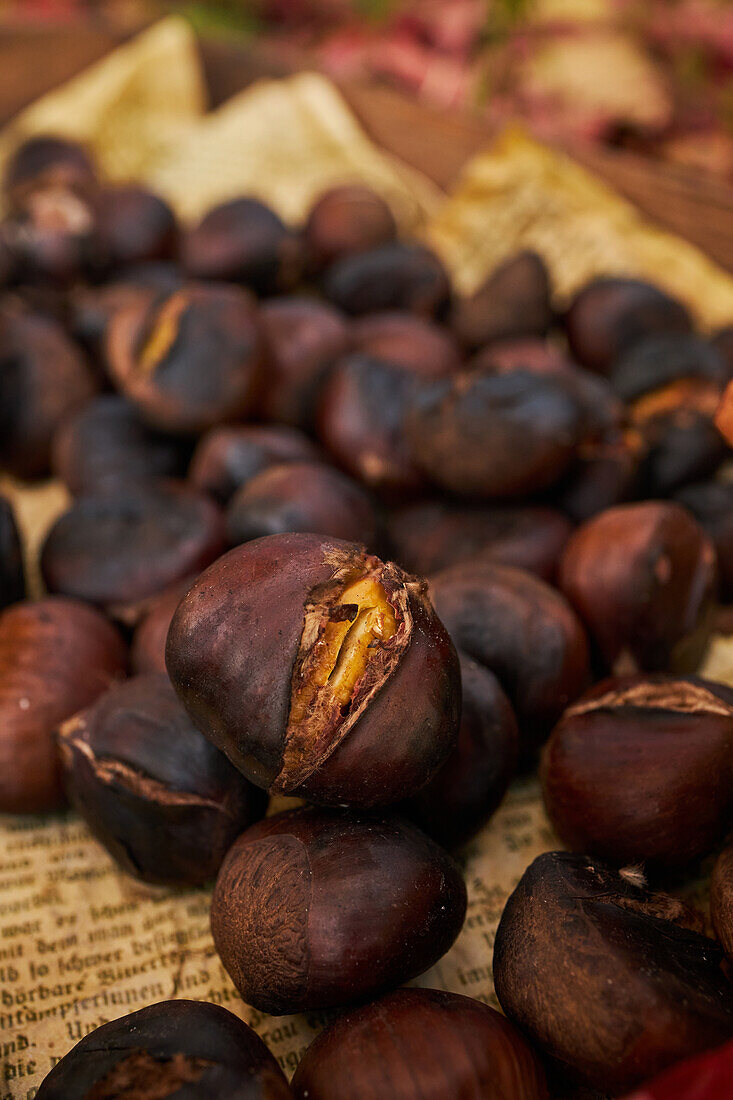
[
  {"xmin": 493, "ymin": 851, "xmax": 733, "ymax": 1093},
  {"xmin": 324, "ymin": 242, "xmax": 451, "ymax": 318},
  {"xmin": 0, "ymin": 494, "xmax": 25, "ymax": 610},
  {"xmin": 429, "ymin": 560, "xmax": 590, "ymax": 754},
  {"xmin": 41, "ymin": 482, "xmax": 226, "ymax": 622},
  {"xmin": 559, "ymin": 501, "xmax": 718, "ymax": 674},
  {"xmin": 291, "ymin": 987, "xmax": 548, "ymax": 1100},
  {"xmin": 226, "ymin": 461, "xmax": 378, "ymax": 548},
  {"xmin": 59, "ymin": 673, "xmax": 267, "ymax": 885},
  {"xmin": 189, "ymin": 423, "xmax": 320, "ymax": 504},
  {"xmin": 541, "ymin": 674, "xmax": 733, "ymax": 870},
  {"xmin": 210, "ymin": 807, "xmax": 467, "ymax": 1014},
  {"xmin": 451, "ymin": 250, "xmax": 553, "ymax": 350},
  {"xmin": 711, "ymin": 843, "xmax": 733, "ymax": 962},
  {"xmin": 402, "ymin": 652, "xmax": 518, "ymax": 848},
  {"xmin": 167, "ymin": 533, "xmax": 460, "ymax": 807},
  {"xmin": 0, "ymin": 598, "xmax": 126, "ymax": 813},
  {"xmin": 35, "ymin": 999, "xmax": 293, "ymax": 1099}
]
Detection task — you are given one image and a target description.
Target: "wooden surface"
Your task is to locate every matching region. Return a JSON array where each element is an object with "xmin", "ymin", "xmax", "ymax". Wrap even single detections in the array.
[{"xmin": 3, "ymin": 21, "xmax": 733, "ymax": 274}]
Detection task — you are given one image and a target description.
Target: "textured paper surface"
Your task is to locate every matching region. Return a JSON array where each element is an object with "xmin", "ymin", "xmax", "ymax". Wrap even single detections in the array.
[{"xmin": 0, "ymin": 21, "xmax": 732, "ymax": 1094}]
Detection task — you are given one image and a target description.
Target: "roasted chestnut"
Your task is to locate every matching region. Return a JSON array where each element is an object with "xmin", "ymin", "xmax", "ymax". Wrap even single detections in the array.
[
  {"xmin": 291, "ymin": 988, "xmax": 548, "ymax": 1100},
  {"xmin": 429, "ymin": 560, "xmax": 590, "ymax": 753},
  {"xmin": 189, "ymin": 423, "xmax": 320, "ymax": 504},
  {"xmin": 304, "ymin": 184, "xmax": 397, "ymax": 271},
  {"xmin": 403, "ymin": 652, "xmax": 518, "ymax": 848},
  {"xmin": 541, "ymin": 674, "xmax": 733, "ymax": 870},
  {"xmin": 51, "ymin": 394, "xmax": 190, "ymax": 496},
  {"xmin": 258, "ymin": 296, "xmax": 350, "ymax": 427},
  {"xmin": 623, "ymin": 1040, "xmax": 733, "ymax": 1100},
  {"xmin": 0, "ymin": 493, "xmax": 25, "ymax": 610},
  {"xmin": 35, "ymin": 999, "xmax": 293, "ymax": 1099},
  {"xmin": 324, "ymin": 242, "xmax": 451, "ymax": 318},
  {"xmin": 130, "ymin": 576, "xmax": 193, "ymax": 675},
  {"xmin": 4, "ymin": 135, "xmax": 97, "ymax": 205},
  {"xmin": 609, "ymin": 333, "xmax": 728, "ymax": 403},
  {"xmin": 557, "ymin": 429, "xmax": 642, "ymax": 524},
  {"xmin": 0, "ymin": 302, "xmax": 97, "ymax": 479},
  {"xmin": 351, "ymin": 310, "xmax": 461, "ymax": 375},
  {"xmin": 59, "ymin": 672, "xmax": 267, "ymax": 885},
  {"xmin": 226, "ymin": 461, "xmax": 378, "ymax": 548},
  {"xmin": 564, "ymin": 276, "xmax": 692, "ymax": 374},
  {"xmin": 41, "ymin": 482, "xmax": 226, "ymax": 623},
  {"xmin": 210, "ymin": 807, "xmax": 467, "ymax": 1014},
  {"xmin": 404, "ymin": 367, "xmax": 584, "ymax": 499},
  {"xmin": 105, "ymin": 282, "xmax": 265, "ymax": 434},
  {"xmin": 0, "ymin": 598, "xmax": 126, "ymax": 813},
  {"xmin": 493, "ymin": 851, "xmax": 733, "ymax": 1093},
  {"xmin": 317, "ymin": 352, "xmax": 454, "ymax": 496},
  {"xmin": 675, "ymin": 482, "xmax": 733, "ymax": 601},
  {"xmin": 559, "ymin": 501, "xmax": 718, "ymax": 673},
  {"xmin": 95, "ymin": 183, "xmax": 178, "ymax": 268},
  {"xmin": 386, "ymin": 500, "xmax": 572, "ymax": 581},
  {"xmin": 451, "ymin": 250, "xmax": 552, "ymax": 350},
  {"xmin": 182, "ymin": 196, "xmax": 303, "ymax": 294},
  {"xmin": 167, "ymin": 533, "xmax": 460, "ymax": 807},
  {"xmin": 711, "ymin": 843, "xmax": 733, "ymax": 962}
]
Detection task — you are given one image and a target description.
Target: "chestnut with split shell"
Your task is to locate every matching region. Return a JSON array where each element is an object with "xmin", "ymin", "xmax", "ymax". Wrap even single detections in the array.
[
  {"xmin": 166, "ymin": 533, "xmax": 460, "ymax": 807},
  {"xmin": 291, "ymin": 988, "xmax": 548, "ymax": 1100},
  {"xmin": 493, "ymin": 851, "xmax": 733, "ymax": 1093},
  {"xmin": 210, "ymin": 807, "xmax": 467, "ymax": 1015}
]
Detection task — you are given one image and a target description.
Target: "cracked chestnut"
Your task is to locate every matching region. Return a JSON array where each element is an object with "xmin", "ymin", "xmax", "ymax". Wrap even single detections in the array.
[
  {"xmin": 189, "ymin": 423, "xmax": 320, "ymax": 504},
  {"xmin": 324, "ymin": 242, "xmax": 451, "ymax": 318},
  {"xmin": 210, "ymin": 807, "xmax": 467, "ymax": 1014},
  {"xmin": 59, "ymin": 673, "xmax": 267, "ymax": 885},
  {"xmin": 291, "ymin": 988, "xmax": 548, "ymax": 1100},
  {"xmin": 559, "ymin": 501, "xmax": 717, "ymax": 673},
  {"xmin": 451, "ymin": 250, "xmax": 552, "ymax": 350},
  {"xmin": 541, "ymin": 675, "xmax": 733, "ymax": 870},
  {"xmin": 0, "ymin": 494, "xmax": 25, "ymax": 610},
  {"xmin": 304, "ymin": 184, "xmax": 397, "ymax": 271},
  {"xmin": 711, "ymin": 843, "xmax": 733, "ymax": 962},
  {"xmin": 0, "ymin": 598, "xmax": 126, "ymax": 813},
  {"xmin": 35, "ymin": 999, "xmax": 293, "ymax": 1099},
  {"xmin": 226, "ymin": 461, "xmax": 378, "ymax": 548},
  {"xmin": 167, "ymin": 533, "xmax": 460, "ymax": 807},
  {"xmin": 493, "ymin": 851, "xmax": 733, "ymax": 1093}
]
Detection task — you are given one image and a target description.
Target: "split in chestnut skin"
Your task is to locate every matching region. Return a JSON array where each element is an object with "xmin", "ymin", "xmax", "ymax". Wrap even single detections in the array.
[
  {"xmin": 210, "ymin": 807, "xmax": 467, "ymax": 1015},
  {"xmin": 35, "ymin": 999, "xmax": 294, "ymax": 1099},
  {"xmin": 541, "ymin": 674, "xmax": 733, "ymax": 871},
  {"xmin": 166, "ymin": 532, "xmax": 460, "ymax": 807},
  {"xmin": 712, "ymin": 843, "xmax": 733, "ymax": 963},
  {"xmin": 226, "ymin": 461, "xmax": 378, "ymax": 548},
  {"xmin": 59, "ymin": 673, "xmax": 267, "ymax": 886},
  {"xmin": 291, "ymin": 987, "xmax": 548, "ymax": 1100},
  {"xmin": 0, "ymin": 494, "xmax": 25, "ymax": 610},
  {"xmin": 493, "ymin": 851, "xmax": 733, "ymax": 1094}
]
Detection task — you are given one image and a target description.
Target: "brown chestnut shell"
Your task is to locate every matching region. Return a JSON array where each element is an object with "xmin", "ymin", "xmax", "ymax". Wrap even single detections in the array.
[
  {"xmin": 324, "ymin": 242, "xmax": 451, "ymax": 319},
  {"xmin": 712, "ymin": 843, "xmax": 733, "ymax": 963}
]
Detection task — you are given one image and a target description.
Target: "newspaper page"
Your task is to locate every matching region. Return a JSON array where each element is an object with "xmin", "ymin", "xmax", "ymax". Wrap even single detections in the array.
[{"xmin": 0, "ymin": 20, "xmax": 732, "ymax": 1095}]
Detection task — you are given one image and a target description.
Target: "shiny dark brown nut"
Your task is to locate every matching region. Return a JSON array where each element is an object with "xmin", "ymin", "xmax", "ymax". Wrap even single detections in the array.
[
  {"xmin": 35, "ymin": 999, "xmax": 293, "ymax": 1099},
  {"xmin": 183, "ymin": 197, "xmax": 303, "ymax": 294},
  {"xmin": 226, "ymin": 461, "xmax": 378, "ymax": 548},
  {"xmin": 190, "ymin": 423, "xmax": 320, "ymax": 504},
  {"xmin": 258, "ymin": 296, "xmax": 350, "ymax": 427},
  {"xmin": 557, "ymin": 429, "xmax": 642, "ymax": 524},
  {"xmin": 95, "ymin": 183, "xmax": 178, "ymax": 268},
  {"xmin": 41, "ymin": 482, "xmax": 226, "ymax": 623},
  {"xmin": 105, "ymin": 282, "xmax": 265, "ymax": 434},
  {"xmin": 386, "ymin": 500, "xmax": 572, "ymax": 581},
  {"xmin": 167, "ymin": 533, "xmax": 460, "ymax": 807},
  {"xmin": 211, "ymin": 807, "xmax": 467, "ymax": 1014},
  {"xmin": 51, "ymin": 394, "xmax": 190, "ymax": 496},
  {"xmin": 304, "ymin": 184, "xmax": 397, "ymax": 271},
  {"xmin": 559, "ymin": 502, "xmax": 717, "ymax": 673},
  {"xmin": 635, "ymin": 402, "xmax": 727, "ymax": 497},
  {"xmin": 0, "ymin": 598, "xmax": 126, "ymax": 813},
  {"xmin": 403, "ymin": 652, "xmax": 518, "ymax": 848},
  {"xmin": 711, "ymin": 843, "xmax": 733, "ymax": 962},
  {"xmin": 541, "ymin": 675, "xmax": 733, "ymax": 870},
  {"xmin": 317, "ymin": 352, "xmax": 454, "ymax": 496},
  {"xmin": 493, "ymin": 851, "xmax": 733, "ymax": 1093},
  {"xmin": 324, "ymin": 242, "xmax": 451, "ymax": 318},
  {"xmin": 291, "ymin": 987, "xmax": 548, "ymax": 1100},
  {"xmin": 4, "ymin": 135, "xmax": 96, "ymax": 205},
  {"xmin": 451, "ymin": 250, "xmax": 552, "ymax": 350},
  {"xmin": 130, "ymin": 576, "xmax": 193, "ymax": 675},
  {"xmin": 0, "ymin": 303, "xmax": 97, "ymax": 479},
  {"xmin": 405, "ymin": 368, "xmax": 584, "ymax": 499},
  {"xmin": 59, "ymin": 672, "xmax": 267, "ymax": 885},
  {"xmin": 429, "ymin": 560, "xmax": 590, "ymax": 754},
  {"xmin": 352, "ymin": 310, "xmax": 461, "ymax": 374},
  {"xmin": 0, "ymin": 494, "xmax": 25, "ymax": 610},
  {"xmin": 564, "ymin": 276, "xmax": 692, "ymax": 374},
  {"xmin": 675, "ymin": 481, "xmax": 733, "ymax": 601}
]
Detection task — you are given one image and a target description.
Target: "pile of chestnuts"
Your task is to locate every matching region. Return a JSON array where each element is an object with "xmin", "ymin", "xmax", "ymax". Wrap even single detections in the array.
[{"xmin": 1, "ymin": 132, "xmax": 733, "ymax": 1098}]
